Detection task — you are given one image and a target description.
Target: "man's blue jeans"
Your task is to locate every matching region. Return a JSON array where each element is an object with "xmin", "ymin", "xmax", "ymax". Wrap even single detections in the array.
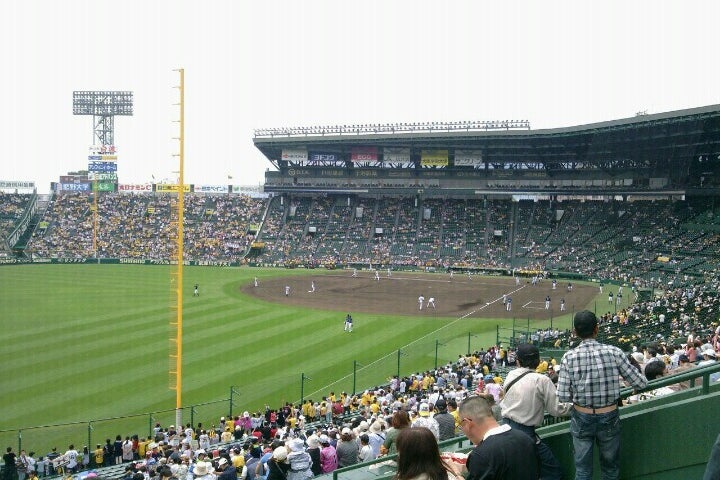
[
  {"xmin": 570, "ymin": 409, "xmax": 621, "ymax": 480},
  {"xmin": 503, "ymin": 418, "xmax": 564, "ymax": 480}
]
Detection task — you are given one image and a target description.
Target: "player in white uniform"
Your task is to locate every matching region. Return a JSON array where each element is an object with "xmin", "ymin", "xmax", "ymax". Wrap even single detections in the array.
[
  {"xmin": 375, "ymin": 270, "xmax": 380, "ymax": 281},
  {"xmin": 254, "ymin": 277, "xmax": 259, "ymax": 287},
  {"xmin": 344, "ymin": 314, "xmax": 353, "ymax": 332},
  {"xmin": 308, "ymin": 281, "xmax": 315, "ymax": 293},
  {"xmin": 427, "ymin": 297, "xmax": 436, "ymax": 309},
  {"xmin": 285, "ymin": 285, "xmax": 290, "ymax": 296},
  {"xmin": 418, "ymin": 294, "xmax": 425, "ymax": 310}
]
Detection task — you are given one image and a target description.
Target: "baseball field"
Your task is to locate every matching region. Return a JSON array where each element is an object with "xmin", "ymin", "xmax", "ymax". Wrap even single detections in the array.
[{"xmin": 0, "ymin": 264, "xmax": 606, "ymax": 455}]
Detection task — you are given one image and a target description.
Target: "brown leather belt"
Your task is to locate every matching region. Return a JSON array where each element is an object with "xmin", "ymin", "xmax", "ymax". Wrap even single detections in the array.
[{"xmin": 573, "ymin": 403, "xmax": 618, "ymax": 414}]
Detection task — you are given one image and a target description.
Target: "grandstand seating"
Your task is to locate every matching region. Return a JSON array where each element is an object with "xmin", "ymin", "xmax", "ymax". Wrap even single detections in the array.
[{"xmin": 8, "ymin": 192, "xmax": 717, "ymax": 286}]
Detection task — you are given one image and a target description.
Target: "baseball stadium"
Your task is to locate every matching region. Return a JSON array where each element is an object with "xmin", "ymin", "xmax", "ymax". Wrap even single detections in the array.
[{"xmin": 2, "ymin": 104, "xmax": 720, "ymax": 479}]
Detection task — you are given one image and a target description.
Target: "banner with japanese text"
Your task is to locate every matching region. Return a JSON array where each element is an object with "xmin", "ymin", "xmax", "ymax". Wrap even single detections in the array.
[{"xmin": 421, "ymin": 150, "xmax": 449, "ymax": 167}]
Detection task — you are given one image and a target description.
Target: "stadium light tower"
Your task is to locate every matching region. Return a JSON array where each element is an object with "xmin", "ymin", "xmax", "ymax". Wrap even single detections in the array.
[{"xmin": 73, "ymin": 91, "xmax": 133, "ymax": 145}]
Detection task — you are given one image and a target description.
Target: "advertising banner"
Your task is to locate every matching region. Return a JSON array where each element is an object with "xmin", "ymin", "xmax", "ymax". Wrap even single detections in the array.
[
  {"xmin": 383, "ymin": 147, "xmax": 411, "ymax": 163},
  {"xmin": 88, "ymin": 145, "xmax": 117, "ymax": 155},
  {"xmin": 0, "ymin": 181, "xmax": 35, "ymax": 189},
  {"xmin": 87, "ymin": 172, "xmax": 118, "ymax": 181},
  {"xmin": 350, "ymin": 147, "xmax": 379, "ymax": 162},
  {"xmin": 309, "ymin": 152, "xmax": 337, "ymax": 162},
  {"xmin": 421, "ymin": 150, "xmax": 449, "ymax": 167},
  {"xmin": 454, "ymin": 149, "xmax": 483, "ymax": 166},
  {"xmin": 59, "ymin": 182, "xmax": 91, "ymax": 191},
  {"xmin": 118, "ymin": 183, "xmax": 153, "ymax": 192},
  {"xmin": 88, "ymin": 161, "xmax": 117, "ymax": 172},
  {"xmin": 281, "ymin": 148, "xmax": 308, "ymax": 162},
  {"xmin": 95, "ymin": 182, "xmax": 114, "ymax": 191},
  {"xmin": 231, "ymin": 185, "xmax": 268, "ymax": 198},
  {"xmin": 194, "ymin": 185, "xmax": 228, "ymax": 193},
  {"xmin": 155, "ymin": 184, "xmax": 192, "ymax": 193}
]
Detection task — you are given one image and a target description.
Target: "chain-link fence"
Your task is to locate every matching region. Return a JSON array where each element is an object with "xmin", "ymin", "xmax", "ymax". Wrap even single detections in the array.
[{"xmin": 0, "ymin": 399, "xmax": 230, "ymax": 459}]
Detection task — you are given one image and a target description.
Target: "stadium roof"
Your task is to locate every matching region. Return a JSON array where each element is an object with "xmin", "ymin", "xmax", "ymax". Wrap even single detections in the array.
[{"xmin": 253, "ymin": 104, "xmax": 720, "ymax": 172}]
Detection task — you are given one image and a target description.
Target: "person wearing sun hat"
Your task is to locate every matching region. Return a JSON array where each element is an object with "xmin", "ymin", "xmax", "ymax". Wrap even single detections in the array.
[
  {"xmin": 191, "ymin": 461, "xmax": 214, "ymax": 480},
  {"xmin": 285, "ymin": 438, "xmax": 312, "ymax": 480}
]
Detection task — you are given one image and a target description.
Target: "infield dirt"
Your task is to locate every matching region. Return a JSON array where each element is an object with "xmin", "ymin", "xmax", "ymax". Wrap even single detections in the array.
[{"xmin": 243, "ymin": 271, "xmax": 597, "ymax": 320}]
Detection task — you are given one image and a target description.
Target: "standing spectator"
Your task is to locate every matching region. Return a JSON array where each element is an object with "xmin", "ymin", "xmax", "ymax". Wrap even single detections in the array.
[
  {"xmin": 266, "ymin": 447, "xmax": 290, "ymax": 480},
  {"xmin": 458, "ymin": 396, "xmax": 538, "ymax": 480},
  {"xmin": 45, "ymin": 449, "xmax": 59, "ymax": 476},
  {"xmin": 122, "ymin": 437, "xmax": 133, "ymax": 463},
  {"xmin": 93, "ymin": 445, "xmax": 104, "ymax": 469},
  {"xmin": 319, "ymin": 435, "xmax": 338, "ymax": 473},
  {"xmin": 102, "ymin": 440, "xmax": 113, "ymax": 467},
  {"xmin": 81, "ymin": 446, "xmax": 90, "ymax": 471},
  {"xmin": 17, "ymin": 450, "xmax": 30, "ymax": 480},
  {"xmin": 381, "ymin": 410, "xmax": 411, "ymax": 456},
  {"xmin": 501, "ymin": 343, "xmax": 571, "ymax": 480},
  {"xmin": 367, "ymin": 419, "xmax": 386, "ymax": 459},
  {"xmin": 305, "ymin": 436, "xmax": 322, "ymax": 477},
  {"xmin": 557, "ymin": 310, "xmax": 647, "ymax": 480},
  {"xmin": 357, "ymin": 435, "xmax": 374, "ymax": 463},
  {"xmin": 113, "ymin": 436, "xmax": 123, "ymax": 465},
  {"xmin": 335, "ymin": 428, "xmax": 358, "ymax": 468},
  {"xmin": 433, "ymin": 399, "xmax": 457, "ymax": 441},
  {"xmin": 285, "ymin": 439, "xmax": 312, "ymax": 480},
  {"xmin": 63, "ymin": 445, "xmax": 79, "ymax": 474}
]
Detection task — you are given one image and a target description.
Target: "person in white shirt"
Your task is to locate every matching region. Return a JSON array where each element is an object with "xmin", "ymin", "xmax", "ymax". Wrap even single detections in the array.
[
  {"xmin": 427, "ymin": 297, "xmax": 436, "ymax": 309},
  {"xmin": 418, "ymin": 295, "xmax": 425, "ymax": 310},
  {"xmin": 501, "ymin": 343, "xmax": 571, "ymax": 480},
  {"xmin": 358, "ymin": 434, "xmax": 374, "ymax": 462},
  {"xmin": 64, "ymin": 445, "xmax": 79, "ymax": 474}
]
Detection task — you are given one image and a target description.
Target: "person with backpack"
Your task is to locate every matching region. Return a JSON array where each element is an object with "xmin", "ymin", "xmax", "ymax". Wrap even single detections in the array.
[{"xmin": 501, "ymin": 343, "xmax": 571, "ymax": 480}]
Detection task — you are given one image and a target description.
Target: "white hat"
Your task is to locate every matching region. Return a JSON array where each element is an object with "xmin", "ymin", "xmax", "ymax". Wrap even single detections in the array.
[
  {"xmin": 287, "ymin": 438, "xmax": 303, "ymax": 452},
  {"xmin": 217, "ymin": 458, "xmax": 228, "ymax": 467},
  {"xmin": 193, "ymin": 462, "xmax": 209, "ymax": 476},
  {"xmin": 196, "ymin": 449, "xmax": 206, "ymax": 455},
  {"xmin": 704, "ymin": 349, "xmax": 717, "ymax": 358},
  {"xmin": 272, "ymin": 447, "xmax": 288, "ymax": 462},
  {"xmin": 341, "ymin": 427, "xmax": 352, "ymax": 436}
]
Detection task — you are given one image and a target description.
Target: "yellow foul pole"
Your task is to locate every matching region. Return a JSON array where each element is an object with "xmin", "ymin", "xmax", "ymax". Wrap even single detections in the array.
[{"xmin": 173, "ymin": 68, "xmax": 185, "ymax": 428}]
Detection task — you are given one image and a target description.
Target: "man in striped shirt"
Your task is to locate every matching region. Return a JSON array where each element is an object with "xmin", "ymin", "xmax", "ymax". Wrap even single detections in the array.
[{"xmin": 557, "ymin": 310, "xmax": 647, "ymax": 480}]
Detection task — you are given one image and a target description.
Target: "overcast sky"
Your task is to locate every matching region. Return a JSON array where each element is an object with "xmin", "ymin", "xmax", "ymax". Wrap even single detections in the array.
[{"xmin": 1, "ymin": 1, "xmax": 719, "ymax": 193}]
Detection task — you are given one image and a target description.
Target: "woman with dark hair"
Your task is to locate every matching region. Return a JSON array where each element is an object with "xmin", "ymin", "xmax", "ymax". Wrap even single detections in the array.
[
  {"xmin": 380, "ymin": 410, "xmax": 411, "ymax": 456},
  {"xmin": 395, "ymin": 428, "xmax": 458, "ymax": 480}
]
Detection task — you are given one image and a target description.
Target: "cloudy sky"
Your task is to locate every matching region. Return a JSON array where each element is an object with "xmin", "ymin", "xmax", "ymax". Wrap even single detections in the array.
[{"xmin": 1, "ymin": 1, "xmax": 719, "ymax": 193}]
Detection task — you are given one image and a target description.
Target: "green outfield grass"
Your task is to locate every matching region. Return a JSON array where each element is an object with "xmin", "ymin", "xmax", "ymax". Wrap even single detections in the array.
[{"xmin": 0, "ymin": 264, "xmax": 584, "ymax": 455}]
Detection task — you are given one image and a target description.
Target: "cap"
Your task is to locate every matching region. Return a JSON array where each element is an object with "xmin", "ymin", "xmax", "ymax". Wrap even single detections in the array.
[{"xmin": 516, "ymin": 343, "xmax": 540, "ymax": 361}]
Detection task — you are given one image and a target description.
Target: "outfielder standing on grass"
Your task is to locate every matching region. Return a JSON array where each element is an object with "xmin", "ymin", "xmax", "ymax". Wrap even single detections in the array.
[{"xmin": 344, "ymin": 314, "xmax": 353, "ymax": 332}]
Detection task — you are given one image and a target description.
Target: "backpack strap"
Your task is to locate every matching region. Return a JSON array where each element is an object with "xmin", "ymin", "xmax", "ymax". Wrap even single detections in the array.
[{"xmin": 503, "ymin": 370, "xmax": 535, "ymax": 395}]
